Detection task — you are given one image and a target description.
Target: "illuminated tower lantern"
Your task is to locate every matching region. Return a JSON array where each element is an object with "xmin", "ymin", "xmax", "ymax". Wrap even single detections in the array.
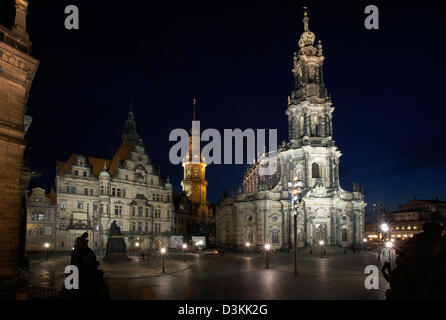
[{"xmin": 181, "ymin": 98, "xmax": 210, "ymax": 218}]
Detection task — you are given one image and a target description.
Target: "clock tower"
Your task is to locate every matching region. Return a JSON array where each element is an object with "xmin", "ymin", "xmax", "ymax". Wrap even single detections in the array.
[{"xmin": 181, "ymin": 98, "xmax": 209, "ymax": 217}]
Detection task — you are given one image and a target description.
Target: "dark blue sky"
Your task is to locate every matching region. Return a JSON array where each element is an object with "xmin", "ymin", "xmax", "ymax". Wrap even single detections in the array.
[{"xmin": 2, "ymin": 0, "xmax": 445, "ymax": 215}]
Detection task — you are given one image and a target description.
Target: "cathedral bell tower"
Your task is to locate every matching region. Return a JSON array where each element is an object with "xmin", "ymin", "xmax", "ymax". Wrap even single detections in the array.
[
  {"xmin": 286, "ymin": 7, "xmax": 334, "ymax": 149},
  {"xmin": 181, "ymin": 98, "xmax": 209, "ymax": 217}
]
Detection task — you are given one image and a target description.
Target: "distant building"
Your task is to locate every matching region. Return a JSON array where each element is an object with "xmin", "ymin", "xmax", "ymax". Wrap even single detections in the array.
[
  {"xmin": 365, "ymin": 198, "xmax": 446, "ymax": 244},
  {"xmin": 389, "ymin": 198, "xmax": 446, "ymax": 240},
  {"xmin": 0, "ymin": 0, "xmax": 39, "ymax": 282},
  {"xmin": 172, "ymin": 99, "xmax": 216, "ymax": 246},
  {"xmin": 53, "ymin": 110, "xmax": 173, "ymax": 252},
  {"xmin": 25, "ymin": 188, "xmax": 57, "ymax": 251}
]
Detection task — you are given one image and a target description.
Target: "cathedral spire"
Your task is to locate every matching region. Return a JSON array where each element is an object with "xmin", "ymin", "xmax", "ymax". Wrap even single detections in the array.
[{"xmin": 193, "ymin": 97, "xmax": 197, "ymax": 121}]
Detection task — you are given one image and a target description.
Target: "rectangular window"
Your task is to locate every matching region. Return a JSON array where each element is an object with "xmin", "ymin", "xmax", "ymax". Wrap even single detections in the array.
[
  {"xmin": 132, "ymin": 222, "xmax": 136, "ymax": 231},
  {"xmin": 145, "ymin": 208, "xmax": 149, "ymax": 217},
  {"xmin": 161, "ymin": 195, "xmax": 163, "ymax": 202},
  {"xmin": 73, "ymin": 187, "xmax": 77, "ymax": 194},
  {"xmin": 112, "ymin": 188, "xmax": 116, "ymax": 196},
  {"xmin": 117, "ymin": 189, "xmax": 121, "ymax": 197},
  {"xmin": 61, "ymin": 241, "xmax": 64, "ymax": 247},
  {"xmin": 66, "ymin": 186, "xmax": 70, "ymax": 193},
  {"xmin": 84, "ymin": 188, "xmax": 88, "ymax": 195},
  {"xmin": 83, "ymin": 171, "xmax": 87, "ymax": 177},
  {"xmin": 74, "ymin": 170, "xmax": 78, "ymax": 176},
  {"xmin": 167, "ymin": 195, "xmax": 170, "ymax": 202},
  {"xmin": 145, "ymin": 223, "xmax": 148, "ymax": 232},
  {"xmin": 156, "ymin": 194, "xmax": 160, "ymax": 202},
  {"xmin": 119, "ymin": 206, "xmax": 123, "ymax": 215},
  {"xmin": 93, "ymin": 204, "xmax": 98, "ymax": 213},
  {"xmin": 60, "ymin": 220, "xmax": 66, "ymax": 229},
  {"xmin": 153, "ymin": 194, "xmax": 155, "ymax": 201},
  {"xmin": 138, "ymin": 206, "xmax": 143, "ymax": 216},
  {"xmin": 138, "ymin": 222, "xmax": 143, "ymax": 232},
  {"xmin": 132, "ymin": 207, "xmax": 136, "ymax": 216},
  {"xmin": 77, "ymin": 202, "xmax": 83, "ymax": 209},
  {"xmin": 115, "ymin": 205, "xmax": 119, "ymax": 215},
  {"xmin": 60, "ymin": 202, "xmax": 66, "ymax": 210},
  {"xmin": 100, "ymin": 186, "xmax": 104, "ymax": 195},
  {"xmin": 90, "ymin": 189, "xmax": 94, "ymax": 196}
]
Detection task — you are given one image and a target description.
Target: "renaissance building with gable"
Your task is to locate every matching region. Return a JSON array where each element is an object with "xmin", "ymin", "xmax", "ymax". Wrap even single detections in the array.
[
  {"xmin": 52, "ymin": 110, "xmax": 173, "ymax": 251},
  {"xmin": 216, "ymin": 10, "xmax": 366, "ymax": 250}
]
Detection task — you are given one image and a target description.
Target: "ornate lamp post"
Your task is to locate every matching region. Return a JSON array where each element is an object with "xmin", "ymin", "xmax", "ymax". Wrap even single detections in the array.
[
  {"xmin": 380, "ymin": 223, "xmax": 389, "ymax": 259},
  {"xmin": 288, "ymin": 177, "xmax": 304, "ymax": 275},
  {"xmin": 182, "ymin": 243, "xmax": 187, "ymax": 262},
  {"xmin": 44, "ymin": 242, "xmax": 50, "ymax": 261},
  {"xmin": 245, "ymin": 242, "xmax": 250, "ymax": 256},
  {"xmin": 319, "ymin": 240, "xmax": 325, "ymax": 258},
  {"xmin": 264, "ymin": 243, "xmax": 271, "ymax": 269},
  {"xmin": 135, "ymin": 241, "xmax": 140, "ymax": 258},
  {"xmin": 160, "ymin": 247, "xmax": 166, "ymax": 273}
]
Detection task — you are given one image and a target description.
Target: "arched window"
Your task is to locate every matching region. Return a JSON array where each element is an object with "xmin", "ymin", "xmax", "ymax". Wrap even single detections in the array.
[{"xmin": 312, "ymin": 163, "xmax": 320, "ymax": 178}]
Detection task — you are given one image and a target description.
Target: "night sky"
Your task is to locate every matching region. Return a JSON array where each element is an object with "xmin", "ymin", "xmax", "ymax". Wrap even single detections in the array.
[{"xmin": 1, "ymin": 0, "xmax": 445, "ymax": 220}]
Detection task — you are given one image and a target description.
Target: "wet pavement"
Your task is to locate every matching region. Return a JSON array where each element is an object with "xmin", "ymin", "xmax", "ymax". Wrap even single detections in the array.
[
  {"xmin": 27, "ymin": 249, "xmax": 388, "ymax": 299},
  {"xmin": 106, "ymin": 250, "xmax": 388, "ymax": 300}
]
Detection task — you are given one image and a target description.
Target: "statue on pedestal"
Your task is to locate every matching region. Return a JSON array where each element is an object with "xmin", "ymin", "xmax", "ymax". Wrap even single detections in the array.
[{"xmin": 105, "ymin": 221, "xmax": 130, "ymax": 261}]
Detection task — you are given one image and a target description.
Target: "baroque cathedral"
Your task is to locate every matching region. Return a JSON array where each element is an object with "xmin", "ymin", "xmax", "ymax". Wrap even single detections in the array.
[{"xmin": 216, "ymin": 10, "xmax": 366, "ymax": 250}]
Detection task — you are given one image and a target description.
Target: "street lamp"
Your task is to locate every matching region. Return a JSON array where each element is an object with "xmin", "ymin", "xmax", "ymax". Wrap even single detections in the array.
[
  {"xmin": 264, "ymin": 243, "xmax": 271, "ymax": 269},
  {"xmin": 135, "ymin": 241, "xmax": 140, "ymax": 258},
  {"xmin": 319, "ymin": 240, "xmax": 324, "ymax": 258},
  {"xmin": 182, "ymin": 243, "xmax": 187, "ymax": 262},
  {"xmin": 245, "ymin": 242, "xmax": 250, "ymax": 256},
  {"xmin": 160, "ymin": 247, "xmax": 167, "ymax": 273},
  {"xmin": 288, "ymin": 176, "xmax": 304, "ymax": 275},
  {"xmin": 44, "ymin": 242, "xmax": 50, "ymax": 261},
  {"xmin": 385, "ymin": 240, "xmax": 393, "ymax": 265}
]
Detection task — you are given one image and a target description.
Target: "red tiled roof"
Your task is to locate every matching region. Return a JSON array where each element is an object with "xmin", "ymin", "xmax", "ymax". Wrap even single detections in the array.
[
  {"xmin": 45, "ymin": 194, "xmax": 57, "ymax": 206},
  {"xmin": 57, "ymin": 140, "xmax": 134, "ymax": 177},
  {"xmin": 57, "ymin": 154, "xmax": 80, "ymax": 176}
]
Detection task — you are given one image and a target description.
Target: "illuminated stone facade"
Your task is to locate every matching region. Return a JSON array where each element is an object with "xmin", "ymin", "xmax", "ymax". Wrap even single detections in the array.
[
  {"xmin": 0, "ymin": 0, "xmax": 38, "ymax": 282},
  {"xmin": 216, "ymin": 11, "xmax": 366, "ymax": 250},
  {"xmin": 54, "ymin": 111, "xmax": 173, "ymax": 252}
]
